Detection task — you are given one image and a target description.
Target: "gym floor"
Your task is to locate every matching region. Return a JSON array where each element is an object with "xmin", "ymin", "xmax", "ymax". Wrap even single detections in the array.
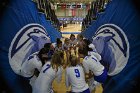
[{"xmin": 52, "ymin": 24, "xmax": 103, "ymax": 93}]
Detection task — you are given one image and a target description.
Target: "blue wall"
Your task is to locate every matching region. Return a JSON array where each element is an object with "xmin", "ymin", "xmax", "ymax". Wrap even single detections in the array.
[
  {"xmin": 82, "ymin": 0, "xmax": 140, "ymax": 93},
  {"xmin": 0, "ymin": 0, "xmax": 61, "ymax": 92}
]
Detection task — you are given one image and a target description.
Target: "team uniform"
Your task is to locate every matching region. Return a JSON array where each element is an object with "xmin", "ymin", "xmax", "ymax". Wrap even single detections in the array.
[
  {"xmin": 21, "ymin": 52, "xmax": 42, "ymax": 86},
  {"xmin": 63, "ymin": 43, "xmax": 71, "ymax": 51},
  {"xmin": 82, "ymin": 52, "xmax": 107, "ymax": 92},
  {"xmin": 88, "ymin": 44, "xmax": 101, "ymax": 60},
  {"xmin": 84, "ymin": 51, "xmax": 104, "ymax": 77},
  {"xmin": 33, "ymin": 61, "xmax": 63, "ymax": 93},
  {"xmin": 69, "ymin": 39, "xmax": 77, "ymax": 47},
  {"xmin": 54, "ymin": 41, "xmax": 64, "ymax": 51},
  {"xmin": 88, "ymin": 51, "xmax": 101, "ymax": 61},
  {"xmin": 65, "ymin": 65, "xmax": 90, "ymax": 93}
]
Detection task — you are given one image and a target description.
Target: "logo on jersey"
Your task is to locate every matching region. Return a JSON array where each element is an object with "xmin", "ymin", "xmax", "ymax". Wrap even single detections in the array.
[
  {"xmin": 92, "ymin": 24, "xmax": 129, "ymax": 76},
  {"xmin": 9, "ymin": 24, "xmax": 51, "ymax": 75}
]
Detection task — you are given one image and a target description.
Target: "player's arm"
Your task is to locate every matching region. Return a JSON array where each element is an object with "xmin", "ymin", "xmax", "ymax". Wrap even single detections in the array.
[
  {"xmin": 65, "ymin": 68, "xmax": 70, "ymax": 88},
  {"xmin": 21, "ymin": 56, "xmax": 34, "ymax": 76},
  {"xmin": 91, "ymin": 57, "xmax": 107, "ymax": 83},
  {"xmin": 34, "ymin": 57, "xmax": 42, "ymax": 72},
  {"xmin": 56, "ymin": 67, "xmax": 63, "ymax": 83},
  {"xmin": 94, "ymin": 68, "xmax": 107, "ymax": 84},
  {"xmin": 35, "ymin": 63, "xmax": 42, "ymax": 72},
  {"xmin": 33, "ymin": 59, "xmax": 42, "ymax": 77},
  {"xmin": 82, "ymin": 61, "xmax": 91, "ymax": 80}
]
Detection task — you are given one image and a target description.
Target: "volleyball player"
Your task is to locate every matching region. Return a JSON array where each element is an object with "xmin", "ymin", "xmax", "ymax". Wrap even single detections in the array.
[
  {"xmin": 65, "ymin": 55, "xmax": 90, "ymax": 93},
  {"xmin": 33, "ymin": 51, "xmax": 64, "ymax": 93}
]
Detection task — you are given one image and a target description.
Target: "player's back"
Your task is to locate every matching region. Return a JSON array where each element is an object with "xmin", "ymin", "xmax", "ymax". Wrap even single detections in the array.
[
  {"xmin": 21, "ymin": 52, "xmax": 42, "ymax": 77},
  {"xmin": 66, "ymin": 65, "xmax": 89, "ymax": 92},
  {"xmin": 33, "ymin": 61, "xmax": 62, "ymax": 93},
  {"xmin": 83, "ymin": 55, "xmax": 104, "ymax": 76}
]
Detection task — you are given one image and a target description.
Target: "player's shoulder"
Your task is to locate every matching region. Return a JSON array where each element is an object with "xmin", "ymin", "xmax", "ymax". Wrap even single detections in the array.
[
  {"xmin": 75, "ymin": 64, "xmax": 83, "ymax": 68},
  {"xmin": 83, "ymin": 56, "xmax": 92, "ymax": 61},
  {"xmin": 83, "ymin": 55, "xmax": 99, "ymax": 65},
  {"xmin": 66, "ymin": 66, "xmax": 76, "ymax": 72},
  {"xmin": 43, "ymin": 61, "xmax": 51, "ymax": 67},
  {"xmin": 72, "ymin": 65, "xmax": 83, "ymax": 70},
  {"xmin": 41, "ymin": 62, "xmax": 51, "ymax": 72},
  {"xmin": 66, "ymin": 66, "xmax": 71, "ymax": 71},
  {"xmin": 28, "ymin": 52, "xmax": 39, "ymax": 61},
  {"xmin": 90, "ymin": 55, "xmax": 98, "ymax": 62},
  {"xmin": 75, "ymin": 65, "xmax": 84, "ymax": 72}
]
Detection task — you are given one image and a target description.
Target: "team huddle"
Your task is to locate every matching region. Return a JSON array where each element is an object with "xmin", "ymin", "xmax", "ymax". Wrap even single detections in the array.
[{"xmin": 20, "ymin": 34, "xmax": 107, "ymax": 93}]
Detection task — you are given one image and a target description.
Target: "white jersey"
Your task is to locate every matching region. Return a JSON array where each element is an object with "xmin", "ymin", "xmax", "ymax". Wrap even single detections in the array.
[
  {"xmin": 21, "ymin": 52, "xmax": 42, "ymax": 78},
  {"xmin": 83, "ymin": 55, "xmax": 104, "ymax": 76},
  {"xmin": 69, "ymin": 39, "xmax": 77, "ymax": 46},
  {"xmin": 88, "ymin": 43, "xmax": 97, "ymax": 52},
  {"xmin": 65, "ymin": 65, "xmax": 89, "ymax": 92},
  {"xmin": 33, "ymin": 62, "xmax": 63, "ymax": 93},
  {"xmin": 63, "ymin": 43, "xmax": 71, "ymax": 50},
  {"xmin": 88, "ymin": 51, "xmax": 101, "ymax": 61}
]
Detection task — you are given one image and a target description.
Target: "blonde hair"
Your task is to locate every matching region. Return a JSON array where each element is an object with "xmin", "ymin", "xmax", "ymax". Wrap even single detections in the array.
[
  {"xmin": 69, "ymin": 55, "xmax": 79, "ymax": 67},
  {"xmin": 51, "ymin": 51, "xmax": 64, "ymax": 71}
]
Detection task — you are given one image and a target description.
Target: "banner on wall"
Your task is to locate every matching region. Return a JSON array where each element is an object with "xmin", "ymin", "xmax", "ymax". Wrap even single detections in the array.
[
  {"xmin": 0, "ymin": 0, "xmax": 61, "ymax": 92},
  {"xmin": 72, "ymin": 9, "xmax": 76, "ymax": 16},
  {"xmin": 82, "ymin": 0, "xmax": 140, "ymax": 93}
]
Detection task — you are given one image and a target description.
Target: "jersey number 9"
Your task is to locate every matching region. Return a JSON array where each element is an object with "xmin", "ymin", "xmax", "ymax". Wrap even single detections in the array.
[{"xmin": 74, "ymin": 69, "xmax": 80, "ymax": 78}]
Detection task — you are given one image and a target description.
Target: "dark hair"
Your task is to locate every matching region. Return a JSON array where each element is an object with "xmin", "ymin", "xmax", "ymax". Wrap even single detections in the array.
[
  {"xmin": 56, "ymin": 38, "xmax": 62, "ymax": 45},
  {"xmin": 70, "ymin": 34, "xmax": 75, "ymax": 39},
  {"xmin": 78, "ymin": 46, "xmax": 88, "ymax": 56},
  {"xmin": 83, "ymin": 39, "xmax": 91, "ymax": 46},
  {"xmin": 83, "ymin": 39, "xmax": 93, "ymax": 51},
  {"xmin": 44, "ymin": 43, "xmax": 51, "ymax": 52},
  {"xmin": 64, "ymin": 38, "xmax": 69, "ymax": 43},
  {"xmin": 38, "ymin": 48, "xmax": 48, "ymax": 66},
  {"xmin": 34, "ymin": 48, "xmax": 48, "ymax": 76}
]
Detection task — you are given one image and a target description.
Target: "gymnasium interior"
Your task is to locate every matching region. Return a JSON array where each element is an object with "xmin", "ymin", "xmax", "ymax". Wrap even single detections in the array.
[{"xmin": 0, "ymin": 0, "xmax": 140, "ymax": 93}]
